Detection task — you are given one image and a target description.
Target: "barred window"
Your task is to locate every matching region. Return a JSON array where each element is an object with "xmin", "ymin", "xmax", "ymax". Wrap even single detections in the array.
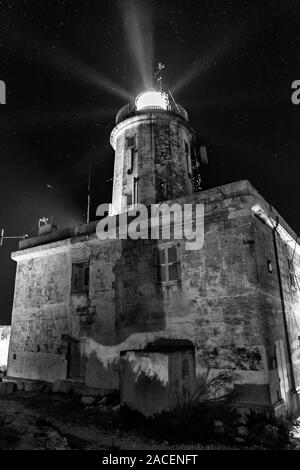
[
  {"xmin": 155, "ymin": 244, "xmax": 181, "ymax": 283},
  {"xmin": 71, "ymin": 262, "xmax": 89, "ymax": 293}
]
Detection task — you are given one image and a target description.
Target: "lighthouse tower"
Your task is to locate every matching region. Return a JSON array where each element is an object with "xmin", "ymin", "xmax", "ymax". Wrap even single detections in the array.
[{"xmin": 110, "ymin": 89, "xmax": 198, "ymax": 215}]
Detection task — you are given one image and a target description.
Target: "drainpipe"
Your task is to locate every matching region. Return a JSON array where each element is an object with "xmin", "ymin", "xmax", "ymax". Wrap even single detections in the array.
[{"xmin": 272, "ymin": 216, "xmax": 296, "ymax": 392}]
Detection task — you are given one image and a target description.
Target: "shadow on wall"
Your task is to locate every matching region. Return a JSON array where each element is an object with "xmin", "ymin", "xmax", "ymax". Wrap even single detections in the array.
[
  {"xmin": 114, "ymin": 238, "xmax": 167, "ymax": 344},
  {"xmin": 119, "ymin": 339, "xmax": 196, "ymax": 416}
]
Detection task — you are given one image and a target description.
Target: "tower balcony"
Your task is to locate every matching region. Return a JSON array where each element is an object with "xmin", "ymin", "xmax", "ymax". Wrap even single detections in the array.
[{"xmin": 115, "ymin": 89, "xmax": 189, "ymax": 125}]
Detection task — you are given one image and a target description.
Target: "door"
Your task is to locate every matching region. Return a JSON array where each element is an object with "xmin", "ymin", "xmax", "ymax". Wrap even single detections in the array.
[
  {"xmin": 67, "ymin": 338, "xmax": 86, "ymax": 381},
  {"xmin": 275, "ymin": 339, "xmax": 290, "ymax": 408}
]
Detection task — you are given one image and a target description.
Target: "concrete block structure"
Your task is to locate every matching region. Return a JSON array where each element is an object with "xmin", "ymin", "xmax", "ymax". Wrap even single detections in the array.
[{"xmin": 6, "ymin": 89, "xmax": 300, "ymax": 416}]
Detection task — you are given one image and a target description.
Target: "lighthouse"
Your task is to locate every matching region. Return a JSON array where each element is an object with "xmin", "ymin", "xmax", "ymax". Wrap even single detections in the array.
[
  {"xmin": 6, "ymin": 73, "xmax": 300, "ymax": 418},
  {"xmin": 110, "ymin": 89, "xmax": 198, "ymax": 215}
]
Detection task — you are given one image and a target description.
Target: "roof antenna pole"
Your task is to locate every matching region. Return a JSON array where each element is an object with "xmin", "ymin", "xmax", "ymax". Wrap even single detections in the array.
[
  {"xmin": 86, "ymin": 153, "xmax": 92, "ymax": 223},
  {"xmin": 0, "ymin": 228, "xmax": 28, "ymax": 246}
]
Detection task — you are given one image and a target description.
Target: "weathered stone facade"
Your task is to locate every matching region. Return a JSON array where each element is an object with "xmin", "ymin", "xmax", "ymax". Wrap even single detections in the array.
[
  {"xmin": 7, "ymin": 181, "xmax": 300, "ymax": 415},
  {"xmin": 6, "ymin": 93, "xmax": 300, "ymax": 416}
]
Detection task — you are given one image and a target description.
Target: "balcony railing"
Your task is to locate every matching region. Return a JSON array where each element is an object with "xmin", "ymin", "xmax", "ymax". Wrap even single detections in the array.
[{"xmin": 115, "ymin": 101, "xmax": 189, "ymax": 125}]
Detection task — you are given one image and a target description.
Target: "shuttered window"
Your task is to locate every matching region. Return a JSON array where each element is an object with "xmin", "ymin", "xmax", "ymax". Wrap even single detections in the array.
[
  {"xmin": 71, "ymin": 262, "xmax": 90, "ymax": 293},
  {"xmin": 155, "ymin": 244, "xmax": 181, "ymax": 283}
]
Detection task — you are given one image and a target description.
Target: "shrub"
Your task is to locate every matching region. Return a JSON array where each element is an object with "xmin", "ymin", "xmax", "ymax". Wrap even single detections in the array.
[{"xmin": 244, "ymin": 409, "xmax": 293, "ymax": 449}]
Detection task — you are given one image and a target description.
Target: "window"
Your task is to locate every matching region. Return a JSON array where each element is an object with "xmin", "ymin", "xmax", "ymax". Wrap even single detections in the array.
[
  {"xmin": 126, "ymin": 135, "xmax": 136, "ymax": 149},
  {"xmin": 133, "ymin": 177, "xmax": 139, "ymax": 206},
  {"xmin": 127, "ymin": 148, "xmax": 134, "ymax": 174},
  {"xmin": 160, "ymin": 180, "xmax": 169, "ymax": 200},
  {"xmin": 184, "ymin": 140, "xmax": 192, "ymax": 178},
  {"xmin": 126, "ymin": 193, "xmax": 133, "ymax": 208},
  {"xmin": 71, "ymin": 262, "xmax": 89, "ymax": 293},
  {"xmin": 287, "ymin": 257, "xmax": 297, "ymax": 289},
  {"xmin": 267, "ymin": 258, "xmax": 273, "ymax": 273},
  {"xmin": 125, "ymin": 178, "xmax": 138, "ymax": 209},
  {"xmin": 155, "ymin": 244, "xmax": 181, "ymax": 283}
]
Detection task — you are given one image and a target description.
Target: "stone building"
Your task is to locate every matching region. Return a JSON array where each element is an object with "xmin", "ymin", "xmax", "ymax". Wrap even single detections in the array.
[{"xmin": 6, "ymin": 90, "xmax": 300, "ymax": 416}]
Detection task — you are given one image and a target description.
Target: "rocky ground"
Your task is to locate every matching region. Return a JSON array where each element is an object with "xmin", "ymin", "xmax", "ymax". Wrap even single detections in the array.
[{"xmin": 0, "ymin": 392, "xmax": 299, "ymax": 450}]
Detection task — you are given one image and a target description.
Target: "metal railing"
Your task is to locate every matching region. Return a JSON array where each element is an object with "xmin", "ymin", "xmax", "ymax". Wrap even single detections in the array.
[{"xmin": 115, "ymin": 101, "xmax": 188, "ymax": 125}]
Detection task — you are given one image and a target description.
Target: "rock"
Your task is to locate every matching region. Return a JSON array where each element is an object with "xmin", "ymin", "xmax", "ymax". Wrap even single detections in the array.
[
  {"xmin": 52, "ymin": 380, "xmax": 72, "ymax": 394},
  {"xmin": 112, "ymin": 404, "xmax": 121, "ymax": 413},
  {"xmin": 24, "ymin": 381, "xmax": 38, "ymax": 392},
  {"xmin": 42, "ymin": 430, "xmax": 69, "ymax": 450},
  {"xmin": 81, "ymin": 396, "xmax": 96, "ymax": 406},
  {"xmin": 234, "ymin": 437, "xmax": 245, "ymax": 443},
  {"xmin": 237, "ymin": 426, "xmax": 249, "ymax": 438},
  {"xmin": 99, "ymin": 396, "xmax": 110, "ymax": 406},
  {"xmin": 214, "ymin": 420, "xmax": 223, "ymax": 428},
  {"xmin": 97, "ymin": 404, "xmax": 108, "ymax": 412}
]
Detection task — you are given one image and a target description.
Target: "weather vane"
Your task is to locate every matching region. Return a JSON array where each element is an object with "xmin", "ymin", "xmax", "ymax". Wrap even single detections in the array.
[{"xmin": 154, "ymin": 62, "xmax": 165, "ymax": 91}]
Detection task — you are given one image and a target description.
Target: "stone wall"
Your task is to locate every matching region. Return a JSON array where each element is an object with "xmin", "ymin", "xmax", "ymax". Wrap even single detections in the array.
[
  {"xmin": 7, "ymin": 180, "xmax": 300, "ymax": 414},
  {"xmin": 111, "ymin": 112, "xmax": 194, "ymax": 214}
]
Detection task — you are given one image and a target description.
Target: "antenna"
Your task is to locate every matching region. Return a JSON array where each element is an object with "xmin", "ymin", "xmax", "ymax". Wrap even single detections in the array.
[
  {"xmin": 86, "ymin": 153, "xmax": 92, "ymax": 223},
  {"xmin": 0, "ymin": 228, "xmax": 28, "ymax": 246}
]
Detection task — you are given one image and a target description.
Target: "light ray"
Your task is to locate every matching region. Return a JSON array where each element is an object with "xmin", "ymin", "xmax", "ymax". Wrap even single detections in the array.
[
  {"xmin": 120, "ymin": 0, "xmax": 154, "ymax": 89},
  {"xmin": 171, "ymin": 18, "xmax": 257, "ymax": 95},
  {"xmin": 9, "ymin": 107, "xmax": 117, "ymax": 131},
  {"xmin": 6, "ymin": 27, "xmax": 132, "ymax": 101}
]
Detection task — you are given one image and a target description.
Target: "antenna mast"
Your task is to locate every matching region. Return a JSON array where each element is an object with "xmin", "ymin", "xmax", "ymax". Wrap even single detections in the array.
[
  {"xmin": 0, "ymin": 229, "xmax": 28, "ymax": 246},
  {"xmin": 86, "ymin": 153, "xmax": 92, "ymax": 223}
]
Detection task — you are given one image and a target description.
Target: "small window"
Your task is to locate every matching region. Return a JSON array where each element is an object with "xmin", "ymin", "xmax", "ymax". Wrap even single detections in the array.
[
  {"xmin": 184, "ymin": 140, "xmax": 192, "ymax": 177},
  {"xmin": 160, "ymin": 180, "xmax": 168, "ymax": 200},
  {"xmin": 127, "ymin": 148, "xmax": 134, "ymax": 174},
  {"xmin": 155, "ymin": 244, "xmax": 181, "ymax": 283},
  {"xmin": 133, "ymin": 177, "xmax": 139, "ymax": 205},
  {"xmin": 287, "ymin": 257, "xmax": 297, "ymax": 289},
  {"xmin": 267, "ymin": 259, "xmax": 273, "ymax": 273},
  {"xmin": 71, "ymin": 262, "xmax": 89, "ymax": 293},
  {"xmin": 126, "ymin": 135, "xmax": 136, "ymax": 149},
  {"xmin": 126, "ymin": 193, "xmax": 132, "ymax": 207},
  {"xmin": 126, "ymin": 193, "xmax": 133, "ymax": 208}
]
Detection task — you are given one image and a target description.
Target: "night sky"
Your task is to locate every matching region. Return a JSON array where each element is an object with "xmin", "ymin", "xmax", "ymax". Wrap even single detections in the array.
[{"xmin": 0, "ymin": 0, "xmax": 300, "ymax": 324}]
